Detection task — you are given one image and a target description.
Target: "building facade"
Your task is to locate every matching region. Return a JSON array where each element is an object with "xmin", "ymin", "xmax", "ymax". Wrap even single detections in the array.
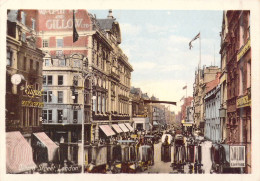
[
  {"xmin": 193, "ymin": 66, "xmax": 221, "ymax": 134},
  {"xmin": 6, "ymin": 10, "xmax": 44, "ymax": 143},
  {"xmin": 219, "ymin": 10, "xmax": 228, "ymax": 143},
  {"xmin": 225, "ymin": 10, "xmax": 251, "ymax": 173},
  {"xmin": 204, "ymin": 73, "xmax": 221, "ymax": 142}
]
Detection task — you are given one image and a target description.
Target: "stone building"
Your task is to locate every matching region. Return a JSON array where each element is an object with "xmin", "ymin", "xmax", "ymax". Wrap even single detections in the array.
[
  {"xmin": 204, "ymin": 73, "xmax": 221, "ymax": 142},
  {"xmin": 6, "ymin": 10, "xmax": 44, "ymax": 143},
  {"xmin": 193, "ymin": 66, "xmax": 221, "ymax": 134},
  {"xmin": 225, "ymin": 10, "xmax": 251, "ymax": 173},
  {"xmin": 219, "ymin": 10, "xmax": 228, "ymax": 144}
]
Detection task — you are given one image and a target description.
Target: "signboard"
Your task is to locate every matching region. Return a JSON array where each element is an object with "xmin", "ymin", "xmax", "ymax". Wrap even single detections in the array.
[
  {"xmin": 38, "ymin": 10, "xmax": 92, "ymax": 31},
  {"xmin": 230, "ymin": 145, "xmax": 245, "ymax": 167},
  {"xmin": 237, "ymin": 39, "xmax": 250, "ymax": 61},
  {"xmin": 237, "ymin": 95, "xmax": 251, "ymax": 108}
]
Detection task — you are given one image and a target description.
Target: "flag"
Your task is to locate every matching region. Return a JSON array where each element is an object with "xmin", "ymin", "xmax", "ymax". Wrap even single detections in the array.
[
  {"xmin": 73, "ymin": 10, "xmax": 79, "ymax": 43},
  {"xmin": 189, "ymin": 32, "xmax": 200, "ymax": 49},
  {"xmin": 180, "ymin": 96, "xmax": 184, "ymax": 101},
  {"xmin": 183, "ymin": 85, "xmax": 187, "ymax": 90}
]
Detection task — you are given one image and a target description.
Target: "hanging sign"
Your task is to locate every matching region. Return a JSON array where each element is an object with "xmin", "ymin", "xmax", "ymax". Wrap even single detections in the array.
[{"xmin": 230, "ymin": 145, "xmax": 246, "ymax": 167}]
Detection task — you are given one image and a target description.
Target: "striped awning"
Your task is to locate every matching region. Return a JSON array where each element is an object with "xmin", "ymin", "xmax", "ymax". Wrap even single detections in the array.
[
  {"xmin": 124, "ymin": 123, "xmax": 134, "ymax": 132},
  {"xmin": 118, "ymin": 123, "xmax": 129, "ymax": 132},
  {"xmin": 33, "ymin": 132, "xmax": 59, "ymax": 162},
  {"xmin": 6, "ymin": 131, "xmax": 37, "ymax": 173},
  {"xmin": 99, "ymin": 125, "xmax": 116, "ymax": 137},
  {"xmin": 111, "ymin": 124, "xmax": 123, "ymax": 133}
]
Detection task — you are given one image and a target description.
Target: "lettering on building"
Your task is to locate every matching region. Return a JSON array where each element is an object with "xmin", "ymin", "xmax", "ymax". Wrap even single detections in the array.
[
  {"xmin": 237, "ymin": 39, "xmax": 250, "ymax": 61},
  {"xmin": 236, "ymin": 95, "xmax": 251, "ymax": 108}
]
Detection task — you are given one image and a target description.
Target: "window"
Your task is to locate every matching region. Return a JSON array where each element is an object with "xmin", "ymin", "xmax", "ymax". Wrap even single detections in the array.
[
  {"xmin": 73, "ymin": 76, "xmax": 78, "ymax": 86},
  {"xmin": 73, "ymin": 92, "xmax": 78, "ymax": 103},
  {"xmin": 23, "ymin": 57, "xmax": 27, "ymax": 70},
  {"xmin": 31, "ymin": 18, "xmax": 35, "ymax": 30},
  {"xmin": 21, "ymin": 11, "xmax": 26, "ymax": 25},
  {"xmin": 56, "ymin": 39, "xmax": 63, "ymax": 47},
  {"xmin": 43, "ymin": 39, "xmax": 49, "ymax": 48},
  {"xmin": 73, "ymin": 111, "xmax": 78, "ymax": 122},
  {"xmin": 6, "ymin": 50, "xmax": 12, "ymax": 66},
  {"xmin": 36, "ymin": 61, "xmax": 39, "ymax": 72},
  {"xmin": 58, "ymin": 91, "xmax": 63, "ymax": 103},
  {"xmin": 240, "ymin": 22, "xmax": 245, "ymax": 48},
  {"xmin": 30, "ymin": 59, "xmax": 33, "ymax": 69},
  {"xmin": 73, "ymin": 59, "xmax": 81, "ymax": 67},
  {"xmin": 98, "ymin": 94, "xmax": 101, "ymax": 113},
  {"xmin": 47, "ymin": 75, "xmax": 52, "ymax": 85},
  {"xmin": 102, "ymin": 96, "xmax": 106, "ymax": 113},
  {"xmin": 239, "ymin": 67, "xmax": 244, "ymax": 95},
  {"xmin": 48, "ymin": 91, "xmax": 52, "ymax": 102},
  {"xmin": 43, "ymin": 91, "xmax": 47, "ymax": 102},
  {"xmin": 58, "ymin": 75, "xmax": 63, "ymax": 85},
  {"xmin": 45, "ymin": 59, "xmax": 51, "ymax": 66},
  {"xmin": 247, "ymin": 61, "xmax": 251, "ymax": 88},
  {"xmin": 42, "ymin": 110, "xmax": 47, "ymax": 122},
  {"xmin": 57, "ymin": 110, "xmax": 63, "ymax": 123},
  {"xmin": 21, "ymin": 33, "xmax": 26, "ymax": 42},
  {"xmin": 93, "ymin": 92, "xmax": 96, "ymax": 112},
  {"xmin": 59, "ymin": 59, "xmax": 66, "ymax": 66},
  {"xmin": 43, "ymin": 75, "xmax": 47, "ymax": 85},
  {"xmin": 48, "ymin": 110, "xmax": 52, "ymax": 121}
]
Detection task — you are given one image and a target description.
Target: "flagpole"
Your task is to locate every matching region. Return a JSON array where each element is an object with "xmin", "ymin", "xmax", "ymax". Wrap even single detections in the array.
[
  {"xmin": 186, "ymin": 83, "xmax": 187, "ymax": 99},
  {"xmin": 199, "ymin": 32, "xmax": 201, "ymax": 70}
]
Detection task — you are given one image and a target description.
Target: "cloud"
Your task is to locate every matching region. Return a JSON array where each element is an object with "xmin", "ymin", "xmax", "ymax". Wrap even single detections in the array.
[
  {"xmin": 120, "ymin": 23, "xmax": 141, "ymax": 37},
  {"xmin": 145, "ymin": 24, "xmax": 177, "ymax": 34},
  {"xmin": 131, "ymin": 61, "xmax": 156, "ymax": 71}
]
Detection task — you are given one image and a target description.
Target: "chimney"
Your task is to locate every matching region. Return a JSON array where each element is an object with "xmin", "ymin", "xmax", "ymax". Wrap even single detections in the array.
[{"xmin": 107, "ymin": 9, "xmax": 114, "ymax": 19}]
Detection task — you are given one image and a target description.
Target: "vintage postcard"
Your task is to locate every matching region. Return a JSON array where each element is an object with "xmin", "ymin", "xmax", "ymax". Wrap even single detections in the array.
[{"xmin": 1, "ymin": 0, "xmax": 260, "ymax": 181}]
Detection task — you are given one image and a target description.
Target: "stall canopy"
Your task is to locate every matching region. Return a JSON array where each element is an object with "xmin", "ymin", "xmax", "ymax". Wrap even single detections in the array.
[
  {"xmin": 124, "ymin": 123, "xmax": 134, "ymax": 132},
  {"xmin": 33, "ymin": 132, "xmax": 59, "ymax": 162},
  {"xmin": 111, "ymin": 124, "xmax": 123, "ymax": 134},
  {"xmin": 118, "ymin": 123, "xmax": 129, "ymax": 132},
  {"xmin": 6, "ymin": 131, "xmax": 37, "ymax": 173},
  {"xmin": 99, "ymin": 125, "xmax": 116, "ymax": 136}
]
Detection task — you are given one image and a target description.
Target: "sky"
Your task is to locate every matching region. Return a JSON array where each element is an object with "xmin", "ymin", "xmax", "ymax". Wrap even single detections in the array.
[{"xmin": 89, "ymin": 10, "xmax": 223, "ymax": 113}]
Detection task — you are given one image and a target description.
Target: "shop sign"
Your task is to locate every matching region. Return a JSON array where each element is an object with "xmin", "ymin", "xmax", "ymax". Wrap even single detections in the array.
[
  {"xmin": 22, "ymin": 100, "xmax": 44, "ymax": 108},
  {"xmin": 237, "ymin": 95, "xmax": 251, "ymax": 108},
  {"xmin": 237, "ymin": 39, "xmax": 250, "ymax": 61},
  {"xmin": 24, "ymin": 85, "xmax": 43, "ymax": 98},
  {"xmin": 230, "ymin": 145, "xmax": 245, "ymax": 167}
]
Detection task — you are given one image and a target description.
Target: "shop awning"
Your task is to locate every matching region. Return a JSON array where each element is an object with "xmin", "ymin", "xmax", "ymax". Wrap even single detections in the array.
[
  {"xmin": 99, "ymin": 125, "xmax": 116, "ymax": 136},
  {"xmin": 6, "ymin": 131, "xmax": 37, "ymax": 173},
  {"xmin": 111, "ymin": 124, "xmax": 123, "ymax": 133},
  {"xmin": 124, "ymin": 123, "xmax": 134, "ymax": 132},
  {"xmin": 118, "ymin": 123, "xmax": 129, "ymax": 132},
  {"xmin": 33, "ymin": 132, "xmax": 59, "ymax": 162}
]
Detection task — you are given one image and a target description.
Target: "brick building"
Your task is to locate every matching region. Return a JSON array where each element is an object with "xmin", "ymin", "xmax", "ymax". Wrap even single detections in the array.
[
  {"xmin": 225, "ymin": 10, "xmax": 251, "ymax": 173},
  {"xmin": 6, "ymin": 10, "xmax": 44, "ymax": 143}
]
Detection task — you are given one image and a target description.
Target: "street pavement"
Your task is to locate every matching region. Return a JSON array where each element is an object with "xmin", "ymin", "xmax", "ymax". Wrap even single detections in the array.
[{"xmin": 143, "ymin": 142, "xmax": 190, "ymax": 174}]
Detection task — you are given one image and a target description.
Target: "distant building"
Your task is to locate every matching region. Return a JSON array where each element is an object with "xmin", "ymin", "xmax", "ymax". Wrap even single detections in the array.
[
  {"xmin": 204, "ymin": 73, "xmax": 221, "ymax": 142},
  {"xmin": 193, "ymin": 66, "xmax": 221, "ymax": 133}
]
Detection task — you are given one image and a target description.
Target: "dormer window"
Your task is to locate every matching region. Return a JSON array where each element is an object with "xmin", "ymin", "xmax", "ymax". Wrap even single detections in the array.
[
  {"xmin": 21, "ymin": 11, "xmax": 26, "ymax": 25},
  {"xmin": 31, "ymin": 18, "xmax": 35, "ymax": 30}
]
